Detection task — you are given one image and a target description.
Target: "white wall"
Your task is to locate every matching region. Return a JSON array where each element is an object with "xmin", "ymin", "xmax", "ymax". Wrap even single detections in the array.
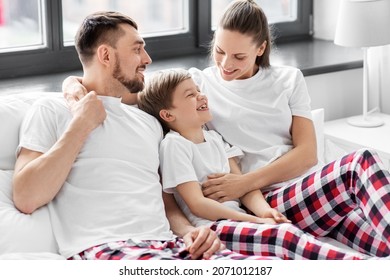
[
  {"xmin": 305, "ymin": 68, "xmax": 363, "ymax": 121},
  {"xmin": 369, "ymin": 45, "xmax": 390, "ymax": 114},
  {"xmin": 312, "ymin": 0, "xmax": 390, "ymax": 119}
]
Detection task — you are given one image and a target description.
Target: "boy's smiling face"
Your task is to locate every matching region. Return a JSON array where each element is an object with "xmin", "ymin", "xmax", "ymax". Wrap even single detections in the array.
[{"xmin": 167, "ymin": 78, "xmax": 212, "ymax": 132}]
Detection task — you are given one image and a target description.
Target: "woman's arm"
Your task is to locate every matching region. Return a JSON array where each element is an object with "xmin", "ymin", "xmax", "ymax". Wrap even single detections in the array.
[
  {"xmin": 177, "ymin": 181, "xmax": 274, "ymax": 224},
  {"xmin": 62, "ymin": 76, "xmax": 86, "ymax": 104},
  {"xmin": 203, "ymin": 116, "xmax": 318, "ymax": 201},
  {"xmin": 62, "ymin": 75, "xmax": 138, "ymax": 105}
]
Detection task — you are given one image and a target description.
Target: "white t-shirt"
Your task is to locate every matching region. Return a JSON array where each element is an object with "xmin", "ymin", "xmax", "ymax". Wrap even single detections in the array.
[
  {"xmin": 160, "ymin": 130, "xmax": 245, "ymax": 227},
  {"xmin": 189, "ymin": 65, "xmax": 317, "ymax": 191},
  {"xmin": 18, "ymin": 96, "xmax": 173, "ymax": 258}
]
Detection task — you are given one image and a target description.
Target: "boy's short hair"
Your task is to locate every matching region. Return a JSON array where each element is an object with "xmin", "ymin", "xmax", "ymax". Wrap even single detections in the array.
[
  {"xmin": 75, "ymin": 11, "xmax": 138, "ymax": 65},
  {"xmin": 138, "ymin": 68, "xmax": 192, "ymax": 133}
]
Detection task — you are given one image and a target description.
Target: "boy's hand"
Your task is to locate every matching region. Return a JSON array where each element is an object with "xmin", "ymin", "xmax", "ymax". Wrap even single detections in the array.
[{"xmin": 261, "ymin": 208, "xmax": 291, "ymax": 224}]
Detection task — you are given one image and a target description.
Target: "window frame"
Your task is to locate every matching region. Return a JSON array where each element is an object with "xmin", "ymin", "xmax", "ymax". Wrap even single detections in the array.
[{"xmin": 0, "ymin": 0, "xmax": 312, "ymax": 80}]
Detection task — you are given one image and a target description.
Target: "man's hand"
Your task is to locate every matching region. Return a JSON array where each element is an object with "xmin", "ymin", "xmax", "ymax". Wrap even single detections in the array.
[
  {"xmin": 182, "ymin": 226, "xmax": 225, "ymax": 260},
  {"xmin": 71, "ymin": 91, "xmax": 106, "ymax": 133}
]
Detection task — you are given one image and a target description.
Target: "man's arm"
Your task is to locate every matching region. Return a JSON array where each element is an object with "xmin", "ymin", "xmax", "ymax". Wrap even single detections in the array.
[
  {"xmin": 13, "ymin": 92, "xmax": 106, "ymax": 214},
  {"xmin": 162, "ymin": 192, "xmax": 223, "ymax": 259}
]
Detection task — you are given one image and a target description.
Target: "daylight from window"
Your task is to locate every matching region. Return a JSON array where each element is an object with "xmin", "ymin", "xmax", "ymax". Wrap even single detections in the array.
[
  {"xmin": 212, "ymin": 0, "xmax": 297, "ymax": 29},
  {"xmin": 62, "ymin": 0, "xmax": 189, "ymax": 45},
  {"xmin": 0, "ymin": 0, "xmax": 45, "ymax": 51}
]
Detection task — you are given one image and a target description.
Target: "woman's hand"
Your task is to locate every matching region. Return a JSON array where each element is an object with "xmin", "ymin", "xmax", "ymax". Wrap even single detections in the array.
[
  {"xmin": 202, "ymin": 173, "xmax": 252, "ymax": 202},
  {"xmin": 182, "ymin": 226, "xmax": 225, "ymax": 260},
  {"xmin": 62, "ymin": 76, "xmax": 87, "ymax": 113}
]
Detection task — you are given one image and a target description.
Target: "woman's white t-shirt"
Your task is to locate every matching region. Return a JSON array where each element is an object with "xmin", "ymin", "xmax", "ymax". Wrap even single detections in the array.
[
  {"xmin": 160, "ymin": 130, "xmax": 245, "ymax": 227},
  {"xmin": 189, "ymin": 65, "xmax": 316, "ymax": 191}
]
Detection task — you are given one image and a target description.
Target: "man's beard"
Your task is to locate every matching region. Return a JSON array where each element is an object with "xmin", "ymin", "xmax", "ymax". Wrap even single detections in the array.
[{"xmin": 112, "ymin": 58, "xmax": 145, "ymax": 93}]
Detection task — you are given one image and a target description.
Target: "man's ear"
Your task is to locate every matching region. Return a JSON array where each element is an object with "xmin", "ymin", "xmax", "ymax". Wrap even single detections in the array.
[
  {"xmin": 159, "ymin": 109, "xmax": 175, "ymax": 122},
  {"xmin": 96, "ymin": 44, "xmax": 111, "ymax": 66}
]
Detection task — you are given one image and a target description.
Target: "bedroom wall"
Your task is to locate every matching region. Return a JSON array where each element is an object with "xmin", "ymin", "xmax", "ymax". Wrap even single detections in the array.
[{"xmin": 305, "ymin": 68, "xmax": 363, "ymax": 121}]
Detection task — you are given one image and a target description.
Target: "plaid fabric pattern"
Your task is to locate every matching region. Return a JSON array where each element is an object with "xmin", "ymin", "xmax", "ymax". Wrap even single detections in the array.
[
  {"xmin": 210, "ymin": 220, "xmax": 368, "ymax": 260},
  {"xmin": 265, "ymin": 149, "xmax": 390, "ymax": 257},
  {"xmin": 328, "ymin": 208, "xmax": 390, "ymax": 257},
  {"xmin": 69, "ymin": 238, "xmax": 276, "ymax": 260}
]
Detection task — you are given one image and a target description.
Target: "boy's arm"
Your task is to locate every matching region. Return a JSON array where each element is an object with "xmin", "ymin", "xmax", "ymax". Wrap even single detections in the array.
[
  {"xmin": 228, "ymin": 158, "xmax": 291, "ymax": 223},
  {"xmin": 229, "ymin": 158, "xmax": 271, "ymax": 215},
  {"xmin": 176, "ymin": 181, "xmax": 270, "ymax": 224}
]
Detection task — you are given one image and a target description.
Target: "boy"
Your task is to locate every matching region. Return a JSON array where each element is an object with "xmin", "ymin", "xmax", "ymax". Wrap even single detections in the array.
[{"xmin": 138, "ymin": 68, "xmax": 290, "ymax": 226}]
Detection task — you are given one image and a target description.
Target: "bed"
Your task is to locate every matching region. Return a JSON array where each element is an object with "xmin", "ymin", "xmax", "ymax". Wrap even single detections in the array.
[{"xmin": 0, "ymin": 91, "xmax": 355, "ymax": 259}]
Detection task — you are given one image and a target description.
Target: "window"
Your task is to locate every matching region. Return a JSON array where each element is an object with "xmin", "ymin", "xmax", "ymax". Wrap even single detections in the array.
[
  {"xmin": 211, "ymin": 0, "xmax": 298, "ymax": 28},
  {"xmin": 0, "ymin": 0, "xmax": 45, "ymax": 51},
  {"xmin": 62, "ymin": 0, "xmax": 190, "ymax": 45},
  {"xmin": 0, "ymin": 0, "xmax": 312, "ymax": 79}
]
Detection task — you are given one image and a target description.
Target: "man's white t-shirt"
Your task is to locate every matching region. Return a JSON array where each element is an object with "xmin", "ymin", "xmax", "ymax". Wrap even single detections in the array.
[
  {"xmin": 189, "ymin": 65, "xmax": 319, "ymax": 191},
  {"xmin": 160, "ymin": 130, "xmax": 245, "ymax": 227},
  {"xmin": 18, "ymin": 96, "xmax": 173, "ymax": 258}
]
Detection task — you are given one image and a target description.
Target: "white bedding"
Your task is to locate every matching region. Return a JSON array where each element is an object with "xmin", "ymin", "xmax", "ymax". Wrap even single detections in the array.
[{"xmin": 0, "ymin": 93, "xmax": 356, "ymax": 260}]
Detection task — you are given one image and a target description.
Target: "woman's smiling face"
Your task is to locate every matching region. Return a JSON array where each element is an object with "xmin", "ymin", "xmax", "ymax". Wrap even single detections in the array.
[{"xmin": 213, "ymin": 28, "xmax": 266, "ymax": 81}]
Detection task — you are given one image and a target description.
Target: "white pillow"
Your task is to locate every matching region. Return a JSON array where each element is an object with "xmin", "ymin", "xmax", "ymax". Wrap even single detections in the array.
[
  {"xmin": 0, "ymin": 92, "xmax": 62, "ymax": 170},
  {"xmin": 0, "ymin": 98, "xmax": 31, "ymax": 170},
  {"xmin": 0, "ymin": 170, "xmax": 58, "ymax": 254}
]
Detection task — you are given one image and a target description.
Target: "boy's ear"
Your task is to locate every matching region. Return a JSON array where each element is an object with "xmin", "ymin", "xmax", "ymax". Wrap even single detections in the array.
[{"xmin": 159, "ymin": 109, "xmax": 175, "ymax": 122}]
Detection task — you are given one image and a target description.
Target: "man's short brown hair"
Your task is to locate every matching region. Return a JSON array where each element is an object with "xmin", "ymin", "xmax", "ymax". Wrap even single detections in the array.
[{"xmin": 75, "ymin": 11, "xmax": 138, "ymax": 65}]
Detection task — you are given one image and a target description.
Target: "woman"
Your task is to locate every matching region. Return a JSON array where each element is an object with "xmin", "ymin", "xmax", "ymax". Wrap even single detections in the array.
[{"xmin": 190, "ymin": 0, "xmax": 390, "ymax": 257}]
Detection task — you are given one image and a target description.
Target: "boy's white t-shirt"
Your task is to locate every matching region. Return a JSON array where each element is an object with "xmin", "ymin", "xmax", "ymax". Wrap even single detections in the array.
[
  {"xmin": 18, "ymin": 96, "xmax": 173, "ymax": 258},
  {"xmin": 189, "ymin": 65, "xmax": 318, "ymax": 191},
  {"xmin": 160, "ymin": 130, "xmax": 245, "ymax": 227}
]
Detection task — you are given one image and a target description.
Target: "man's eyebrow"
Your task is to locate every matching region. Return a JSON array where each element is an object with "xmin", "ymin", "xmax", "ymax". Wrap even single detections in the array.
[{"xmin": 133, "ymin": 39, "xmax": 145, "ymax": 46}]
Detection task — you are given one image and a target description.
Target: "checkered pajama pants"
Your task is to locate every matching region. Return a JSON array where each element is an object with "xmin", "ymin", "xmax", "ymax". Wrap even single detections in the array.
[
  {"xmin": 71, "ymin": 149, "xmax": 389, "ymax": 260},
  {"xmin": 210, "ymin": 149, "xmax": 390, "ymax": 259},
  {"xmin": 69, "ymin": 239, "xmax": 278, "ymax": 260}
]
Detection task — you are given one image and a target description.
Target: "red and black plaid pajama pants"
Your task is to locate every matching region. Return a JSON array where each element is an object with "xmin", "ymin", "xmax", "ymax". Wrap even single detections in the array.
[
  {"xmin": 210, "ymin": 149, "xmax": 390, "ymax": 259},
  {"xmin": 70, "ymin": 239, "xmax": 278, "ymax": 260}
]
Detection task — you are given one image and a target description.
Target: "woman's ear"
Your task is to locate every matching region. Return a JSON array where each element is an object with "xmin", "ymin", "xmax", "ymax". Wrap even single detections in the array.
[
  {"xmin": 159, "ymin": 109, "xmax": 175, "ymax": 122},
  {"xmin": 257, "ymin": 41, "xmax": 267, "ymax": 56}
]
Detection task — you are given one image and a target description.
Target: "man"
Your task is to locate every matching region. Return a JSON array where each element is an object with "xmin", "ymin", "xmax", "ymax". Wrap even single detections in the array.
[{"xmin": 12, "ymin": 11, "xmax": 259, "ymax": 260}]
